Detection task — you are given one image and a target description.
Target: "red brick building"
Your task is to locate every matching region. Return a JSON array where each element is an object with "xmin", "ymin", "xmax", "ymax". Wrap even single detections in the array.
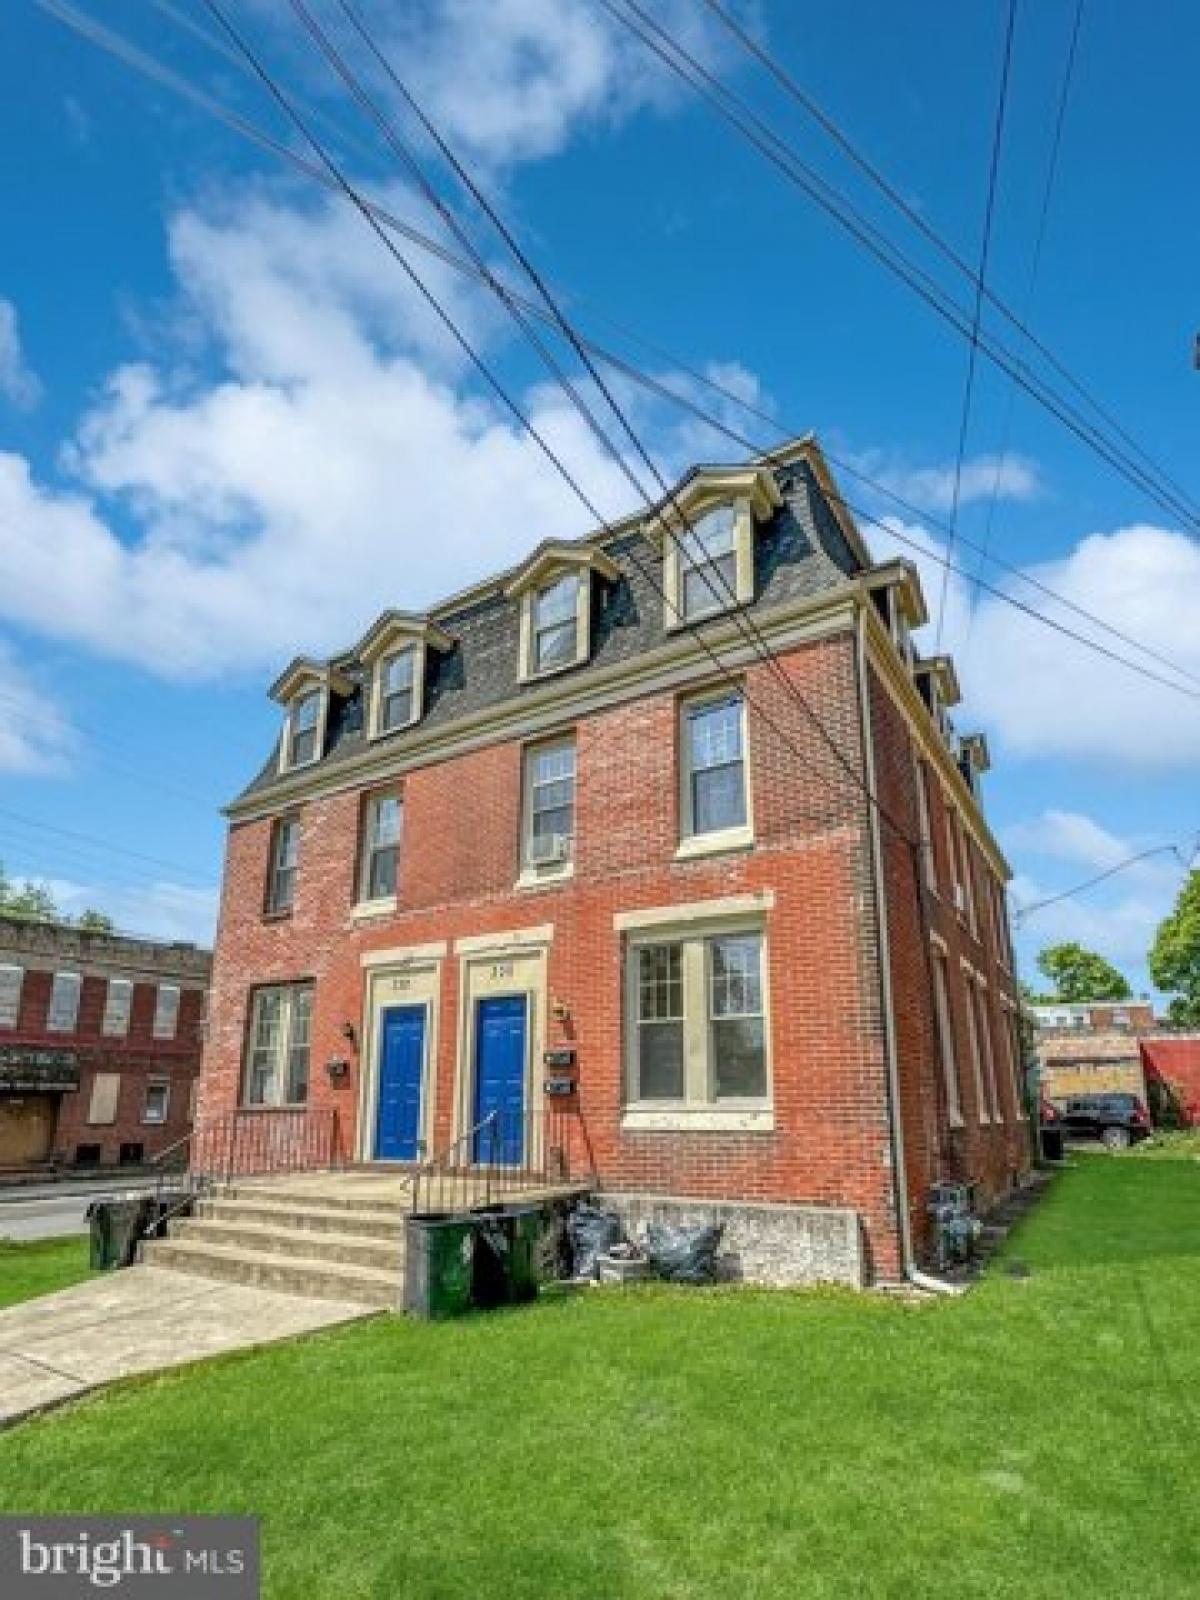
[
  {"xmin": 199, "ymin": 437, "xmax": 1029, "ymax": 1283},
  {"xmin": 0, "ymin": 916, "xmax": 210, "ymax": 1172}
]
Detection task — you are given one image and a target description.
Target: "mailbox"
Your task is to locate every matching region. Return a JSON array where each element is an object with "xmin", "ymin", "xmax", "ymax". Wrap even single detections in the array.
[
  {"xmin": 543, "ymin": 1048, "xmax": 576, "ymax": 1069},
  {"xmin": 543, "ymin": 1075, "xmax": 576, "ymax": 1097}
]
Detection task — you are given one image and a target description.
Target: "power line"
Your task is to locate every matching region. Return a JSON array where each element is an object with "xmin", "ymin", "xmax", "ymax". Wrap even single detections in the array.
[
  {"xmin": 934, "ymin": 0, "xmax": 1018, "ymax": 651},
  {"xmin": 1012, "ymin": 842, "xmax": 1186, "ymax": 926},
  {"xmin": 30, "ymin": 0, "xmax": 1200, "ymax": 702},
  {"xmin": 600, "ymin": 0, "xmax": 1200, "ymax": 534},
  {"xmin": 695, "ymin": 0, "xmax": 1198, "ymax": 529},
  {"xmin": 965, "ymin": 0, "xmax": 1086, "ymax": 642},
  {"xmin": 0, "ymin": 805, "xmax": 216, "ymax": 885}
]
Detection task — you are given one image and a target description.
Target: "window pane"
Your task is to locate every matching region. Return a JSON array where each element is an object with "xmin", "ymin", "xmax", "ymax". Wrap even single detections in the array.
[
  {"xmin": 372, "ymin": 795, "xmax": 402, "ymax": 847},
  {"xmin": 48, "ymin": 973, "xmax": 81, "ymax": 1032},
  {"xmin": 712, "ymin": 1018, "xmax": 766, "ymax": 1097},
  {"xmin": 535, "ymin": 618, "xmax": 578, "ymax": 671},
  {"xmin": 153, "ymin": 985, "xmax": 180, "ymax": 1039},
  {"xmin": 383, "ymin": 649, "xmax": 414, "ymax": 693},
  {"xmin": 381, "ymin": 650, "xmax": 416, "ymax": 729},
  {"xmin": 102, "ymin": 978, "xmax": 132, "ymax": 1036},
  {"xmin": 286, "ymin": 987, "xmax": 313, "ymax": 1103},
  {"xmin": 290, "ymin": 692, "xmax": 320, "ymax": 765},
  {"xmin": 637, "ymin": 944, "xmax": 683, "ymax": 1021},
  {"xmin": 528, "ymin": 743, "xmax": 575, "ymax": 862},
  {"xmin": 710, "ymin": 935, "xmax": 762, "ymax": 1016},
  {"xmin": 693, "ymin": 763, "xmax": 745, "ymax": 833},
  {"xmin": 144, "ymin": 1084, "xmax": 169, "ymax": 1124},
  {"xmin": 534, "ymin": 574, "xmax": 578, "ymax": 627},
  {"xmin": 246, "ymin": 989, "xmax": 283, "ymax": 1105},
  {"xmin": 269, "ymin": 819, "xmax": 298, "ymax": 913},
  {"xmin": 682, "ymin": 551, "xmax": 738, "ymax": 618},
  {"xmin": 678, "ymin": 504, "xmax": 735, "ymax": 564},
  {"xmin": 369, "ymin": 845, "xmax": 398, "ymax": 901},
  {"xmin": 687, "ymin": 698, "xmax": 746, "ymax": 834},
  {"xmin": 638, "ymin": 1022, "xmax": 685, "ymax": 1098}
]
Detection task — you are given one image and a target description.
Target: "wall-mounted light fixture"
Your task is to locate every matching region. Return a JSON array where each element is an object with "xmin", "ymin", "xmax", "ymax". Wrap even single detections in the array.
[{"xmin": 340, "ymin": 1021, "xmax": 358, "ymax": 1051}]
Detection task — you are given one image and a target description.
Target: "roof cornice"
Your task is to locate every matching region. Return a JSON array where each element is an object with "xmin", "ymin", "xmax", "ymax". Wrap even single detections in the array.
[
  {"xmin": 503, "ymin": 541, "xmax": 621, "ymax": 598},
  {"xmin": 354, "ymin": 611, "xmax": 455, "ymax": 663}
]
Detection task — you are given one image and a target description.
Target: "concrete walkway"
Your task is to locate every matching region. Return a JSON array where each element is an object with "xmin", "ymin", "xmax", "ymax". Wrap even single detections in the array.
[{"xmin": 0, "ymin": 1265, "xmax": 374, "ymax": 1428}]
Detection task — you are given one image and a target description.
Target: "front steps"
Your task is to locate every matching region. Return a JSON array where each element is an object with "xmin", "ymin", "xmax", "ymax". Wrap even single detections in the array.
[{"xmin": 142, "ymin": 1181, "xmax": 408, "ymax": 1309}]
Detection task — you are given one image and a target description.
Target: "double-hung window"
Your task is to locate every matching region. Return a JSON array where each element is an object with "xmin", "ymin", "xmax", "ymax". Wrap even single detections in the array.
[
  {"xmin": 142, "ymin": 1080, "xmax": 170, "ymax": 1125},
  {"xmin": 379, "ymin": 647, "xmax": 416, "ymax": 732},
  {"xmin": 360, "ymin": 793, "xmax": 402, "ymax": 903},
  {"xmin": 0, "ymin": 964, "xmax": 22, "ymax": 1029},
  {"xmin": 678, "ymin": 504, "xmax": 738, "ymax": 621},
  {"xmin": 915, "ymin": 760, "xmax": 937, "ymax": 892},
  {"xmin": 523, "ymin": 739, "xmax": 576, "ymax": 873},
  {"xmin": 629, "ymin": 928, "xmax": 769, "ymax": 1112},
  {"xmin": 243, "ymin": 983, "xmax": 313, "ymax": 1106},
  {"xmin": 532, "ymin": 575, "xmax": 580, "ymax": 674},
  {"xmin": 47, "ymin": 972, "xmax": 81, "ymax": 1033},
  {"xmin": 682, "ymin": 693, "xmax": 748, "ymax": 842},
  {"xmin": 931, "ymin": 952, "xmax": 963, "ymax": 1127},
  {"xmin": 153, "ymin": 984, "xmax": 180, "ymax": 1041},
  {"xmin": 289, "ymin": 690, "xmax": 321, "ymax": 767},
  {"xmin": 266, "ymin": 817, "xmax": 300, "ymax": 915},
  {"xmin": 102, "ymin": 978, "xmax": 133, "ymax": 1037}
]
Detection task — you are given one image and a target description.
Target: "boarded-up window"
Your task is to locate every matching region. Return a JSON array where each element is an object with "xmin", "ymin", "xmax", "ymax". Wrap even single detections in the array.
[
  {"xmin": 102, "ymin": 978, "xmax": 133, "ymax": 1037},
  {"xmin": 0, "ymin": 964, "xmax": 22, "ymax": 1029},
  {"xmin": 87, "ymin": 1072, "xmax": 121, "ymax": 1126},
  {"xmin": 47, "ymin": 972, "xmax": 82, "ymax": 1033},
  {"xmin": 153, "ymin": 984, "xmax": 181, "ymax": 1040}
]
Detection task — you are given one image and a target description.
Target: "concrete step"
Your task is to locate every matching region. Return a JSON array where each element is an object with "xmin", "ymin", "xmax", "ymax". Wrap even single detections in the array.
[
  {"xmin": 173, "ymin": 1217, "xmax": 403, "ymax": 1273},
  {"xmin": 143, "ymin": 1236, "xmax": 400, "ymax": 1309},
  {"xmin": 197, "ymin": 1196, "xmax": 408, "ymax": 1240},
  {"xmin": 226, "ymin": 1179, "xmax": 415, "ymax": 1214}
]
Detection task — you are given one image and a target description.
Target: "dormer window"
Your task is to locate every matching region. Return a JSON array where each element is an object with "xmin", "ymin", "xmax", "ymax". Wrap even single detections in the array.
[
  {"xmin": 532, "ymin": 575, "xmax": 580, "ymax": 673},
  {"xmin": 354, "ymin": 612, "xmax": 454, "ymax": 741},
  {"xmin": 289, "ymin": 690, "xmax": 321, "ymax": 768},
  {"xmin": 652, "ymin": 465, "xmax": 782, "ymax": 632},
  {"xmin": 507, "ymin": 542, "xmax": 619, "ymax": 683},
  {"xmin": 379, "ymin": 647, "xmax": 417, "ymax": 733},
  {"xmin": 679, "ymin": 504, "xmax": 737, "ymax": 620}
]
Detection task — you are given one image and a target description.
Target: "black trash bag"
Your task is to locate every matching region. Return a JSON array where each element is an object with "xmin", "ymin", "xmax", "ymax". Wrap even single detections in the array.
[
  {"xmin": 641, "ymin": 1221, "xmax": 724, "ymax": 1284},
  {"xmin": 566, "ymin": 1203, "xmax": 623, "ymax": 1279}
]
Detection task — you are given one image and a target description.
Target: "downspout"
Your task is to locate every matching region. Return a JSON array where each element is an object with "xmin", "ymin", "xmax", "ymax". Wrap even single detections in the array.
[
  {"xmin": 854, "ymin": 604, "xmax": 914, "ymax": 1282},
  {"xmin": 855, "ymin": 606, "xmax": 964, "ymax": 1297}
]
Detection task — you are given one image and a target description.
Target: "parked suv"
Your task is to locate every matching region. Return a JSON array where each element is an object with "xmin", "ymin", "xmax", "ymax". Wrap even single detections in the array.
[{"xmin": 1059, "ymin": 1093, "xmax": 1151, "ymax": 1150}]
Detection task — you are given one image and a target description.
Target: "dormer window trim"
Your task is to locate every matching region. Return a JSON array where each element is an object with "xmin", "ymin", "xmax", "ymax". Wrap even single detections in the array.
[
  {"xmin": 648, "ymin": 466, "xmax": 782, "ymax": 633},
  {"xmin": 354, "ymin": 612, "xmax": 454, "ymax": 743},
  {"xmin": 506, "ymin": 542, "xmax": 620, "ymax": 685},
  {"xmin": 269, "ymin": 658, "xmax": 352, "ymax": 775}
]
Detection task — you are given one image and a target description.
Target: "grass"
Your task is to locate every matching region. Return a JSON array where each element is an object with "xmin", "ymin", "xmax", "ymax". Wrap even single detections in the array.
[
  {"xmin": 1127, "ymin": 1127, "xmax": 1200, "ymax": 1160},
  {"xmin": 1, "ymin": 1158, "xmax": 1198, "ymax": 1598},
  {"xmin": 0, "ymin": 1234, "xmax": 92, "ymax": 1308}
]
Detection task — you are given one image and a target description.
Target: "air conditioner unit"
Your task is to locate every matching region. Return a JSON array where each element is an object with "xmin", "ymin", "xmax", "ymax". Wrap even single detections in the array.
[{"xmin": 531, "ymin": 833, "xmax": 571, "ymax": 866}]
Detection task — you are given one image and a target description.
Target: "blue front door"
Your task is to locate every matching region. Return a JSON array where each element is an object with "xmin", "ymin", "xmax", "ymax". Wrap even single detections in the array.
[
  {"xmin": 473, "ymin": 995, "xmax": 528, "ymax": 1165},
  {"xmin": 374, "ymin": 1004, "xmax": 426, "ymax": 1162}
]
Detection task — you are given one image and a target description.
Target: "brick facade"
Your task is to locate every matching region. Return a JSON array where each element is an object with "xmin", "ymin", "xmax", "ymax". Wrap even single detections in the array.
[
  {"xmin": 0, "ymin": 918, "xmax": 210, "ymax": 1171},
  {"xmin": 199, "ymin": 442, "xmax": 1029, "ymax": 1282}
]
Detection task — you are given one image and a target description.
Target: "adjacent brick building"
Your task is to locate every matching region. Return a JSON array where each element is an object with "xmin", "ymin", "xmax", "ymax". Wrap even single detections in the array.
[
  {"xmin": 1031, "ymin": 1001, "xmax": 1156, "ymax": 1104},
  {"xmin": 0, "ymin": 916, "xmax": 210, "ymax": 1172},
  {"xmin": 198, "ymin": 437, "xmax": 1030, "ymax": 1283}
]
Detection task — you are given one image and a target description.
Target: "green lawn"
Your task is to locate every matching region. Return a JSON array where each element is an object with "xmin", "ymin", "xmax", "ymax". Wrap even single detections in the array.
[
  {"xmin": 0, "ymin": 1233, "xmax": 91, "ymax": 1308},
  {"xmin": 1, "ymin": 1159, "xmax": 1197, "ymax": 1599}
]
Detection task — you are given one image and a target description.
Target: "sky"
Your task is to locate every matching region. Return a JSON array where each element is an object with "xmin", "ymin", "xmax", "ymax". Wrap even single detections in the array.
[{"xmin": 0, "ymin": 0, "xmax": 1197, "ymax": 997}]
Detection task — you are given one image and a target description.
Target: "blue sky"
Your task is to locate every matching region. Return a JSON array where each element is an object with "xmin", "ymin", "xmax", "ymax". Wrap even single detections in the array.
[{"xmin": 0, "ymin": 1, "xmax": 1197, "ymax": 994}]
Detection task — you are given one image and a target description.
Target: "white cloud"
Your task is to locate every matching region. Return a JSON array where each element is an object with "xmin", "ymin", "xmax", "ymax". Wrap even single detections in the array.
[
  {"xmin": 1004, "ymin": 809, "xmax": 1154, "ymax": 873},
  {"xmin": 1009, "ymin": 868, "xmax": 1164, "ymax": 979},
  {"xmin": 0, "ymin": 640, "xmax": 75, "ymax": 776},
  {"xmin": 849, "ymin": 450, "xmax": 1042, "ymax": 513},
  {"xmin": 42, "ymin": 877, "xmax": 218, "ymax": 946},
  {"xmin": 0, "ymin": 299, "xmax": 41, "ymax": 410},
  {"xmin": 868, "ymin": 516, "xmax": 1200, "ymax": 768}
]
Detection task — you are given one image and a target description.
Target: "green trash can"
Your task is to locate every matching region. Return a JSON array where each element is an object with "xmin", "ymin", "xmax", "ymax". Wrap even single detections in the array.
[
  {"xmin": 87, "ymin": 1197, "xmax": 151, "ymax": 1271},
  {"xmin": 404, "ymin": 1214, "xmax": 477, "ymax": 1320}
]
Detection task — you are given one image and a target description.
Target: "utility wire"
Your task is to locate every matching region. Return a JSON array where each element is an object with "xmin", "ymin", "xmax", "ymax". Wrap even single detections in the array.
[
  {"xmin": 965, "ymin": 0, "xmax": 1085, "ymax": 643},
  {"xmin": 0, "ymin": 805, "xmax": 215, "ymax": 885},
  {"xmin": 599, "ymin": 0, "xmax": 1200, "ymax": 535},
  {"xmin": 29, "ymin": 0, "xmax": 1200, "ymax": 701},
  {"xmin": 934, "ymin": 0, "xmax": 1018, "ymax": 651},
  {"xmin": 695, "ymin": 0, "xmax": 1195, "ymax": 526},
  {"xmin": 1012, "ymin": 842, "xmax": 1185, "ymax": 926}
]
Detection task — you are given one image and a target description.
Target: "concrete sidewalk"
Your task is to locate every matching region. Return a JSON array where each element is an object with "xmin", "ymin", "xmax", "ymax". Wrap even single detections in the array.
[{"xmin": 0, "ymin": 1265, "xmax": 374, "ymax": 1427}]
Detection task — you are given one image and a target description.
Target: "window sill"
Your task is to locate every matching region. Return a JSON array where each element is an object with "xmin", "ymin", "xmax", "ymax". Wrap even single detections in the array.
[
  {"xmin": 674, "ymin": 826, "xmax": 754, "ymax": 863},
  {"xmin": 515, "ymin": 863, "xmax": 575, "ymax": 893},
  {"xmin": 350, "ymin": 897, "xmax": 398, "ymax": 923},
  {"xmin": 261, "ymin": 908, "xmax": 293, "ymax": 925},
  {"xmin": 518, "ymin": 654, "xmax": 586, "ymax": 686},
  {"xmin": 621, "ymin": 1106, "xmax": 774, "ymax": 1133},
  {"xmin": 947, "ymin": 1111, "xmax": 965, "ymax": 1130},
  {"xmin": 977, "ymin": 1112, "xmax": 992, "ymax": 1126}
]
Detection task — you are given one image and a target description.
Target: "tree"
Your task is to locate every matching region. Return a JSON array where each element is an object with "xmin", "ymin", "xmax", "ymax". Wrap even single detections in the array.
[
  {"xmin": 1036, "ymin": 942, "xmax": 1132, "ymax": 1003},
  {"xmin": 76, "ymin": 910, "xmax": 114, "ymax": 934},
  {"xmin": 1149, "ymin": 870, "xmax": 1200, "ymax": 1027},
  {"xmin": 0, "ymin": 861, "xmax": 61, "ymax": 924}
]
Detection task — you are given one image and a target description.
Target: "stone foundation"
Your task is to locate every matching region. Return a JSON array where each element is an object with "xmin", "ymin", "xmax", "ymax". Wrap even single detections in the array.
[{"xmin": 595, "ymin": 1191, "xmax": 865, "ymax": 1288}]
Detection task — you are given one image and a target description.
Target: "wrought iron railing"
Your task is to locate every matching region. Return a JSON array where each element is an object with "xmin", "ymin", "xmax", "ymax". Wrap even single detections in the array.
[
  {"xmin": 410, "ymin": 1104, "xmax": 581, "ymax": 1215},
  {"xmin": 142, "ymin": 1106, "xmax": 344, "ymax": 1238}
]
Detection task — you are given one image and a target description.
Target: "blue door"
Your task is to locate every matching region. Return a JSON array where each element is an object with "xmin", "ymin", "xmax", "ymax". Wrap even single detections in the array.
[
  {"xmin": 374, "ymin": 1005, "xmax": 426, "ymax": 1162},
  {"xmin": 473, "ymin": 995, "xmax": 527, "ymax": 1165}
]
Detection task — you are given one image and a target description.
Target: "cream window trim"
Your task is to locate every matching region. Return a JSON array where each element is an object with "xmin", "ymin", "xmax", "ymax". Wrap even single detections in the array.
[
  {"xmin": 517, "ymin": 574, "xmax": 591, "ymax": 684},
  {"xmin": 622, "ymin": 1107, "xmax": 775, "ymax": 1133},
  {"xmin": 280, "ymin": 686, "xmax": 329, "ymax": 774},
  {"xmin": 961, "ymin": 969, "xmax": 991, "ymax": 1124},
  {"xmin": 662, "ymin": 494, "xmax": 757, "ymax": 632},
  {"xmin": 623, "ymin": 919, "xmax": 772, "ymax": 1116},
  {"xmin": 350, "ymin": 897, "xmax": 398, "ymax": 923},
  {"xmin": 454, "ymin": 924, "xmax": 554, "ymax": 956},
  {"xmin": 614, "ymin": 892, "xmax": 774, "ymax": 934},
  {"xmin": 914, "ymin": 757, "xmax": 937, "ymax": 895},
  {"xmin": 361, "ymin": 940, "xmax": 448, "ymax": 967},
  {"xmin": 368, "ymin": 644, "xmax": 425, "ymax": 740},
  {"xmin": 931, "ymin": 951, "xmax": 963, "ymax": 1129},
  {"xmin": 678, "ymin": 686, "xmax": 753, "ymax": 849},
  {"xmin": 972, "ymin": 979, "xmax": 1003, "ymax": 1123},
  {"xmin": 519, "ymin": 735, "xmax": 576, "ymax": 884}
]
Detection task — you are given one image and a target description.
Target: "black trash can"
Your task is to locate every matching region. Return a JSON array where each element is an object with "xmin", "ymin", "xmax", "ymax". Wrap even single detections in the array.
[
  {"xmin": 506, "ymin": 1205, "xmax": 542, "ymax": 1305},
  {"xmin": 472, "ymin": 1210, "xmax": 512, "ymax": 1310},
  {"xmin": 87, "ymin": 1197, "xmax": 150, "ymax": 1271},
  {"xmin": 404, "ymin": 1214, "xmax": 477, "ymax": 1319},
  {"xmin": 1040, "ymin": 1125, "xmax": 1065, "ymax": 1162}
]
